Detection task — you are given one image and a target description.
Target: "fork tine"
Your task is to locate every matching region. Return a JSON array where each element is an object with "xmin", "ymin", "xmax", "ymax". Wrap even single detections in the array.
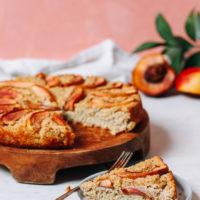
[
  {"xmin": 115, "ymin": 152, "xmax": 130, "ymax": 168},
  {"xmin": 110, "ymin": 151, "xmax": 130, "ymax": 171},
  {"xmin": 111, "ymin": 151, "xmax": 129, "ymax": 170},
  {"xmin": 108, "ymin": 151, "xmax": 126, "ymax": 172},
  {"xmin": 121, "ymin": 152, "xmax": 133, "ymax": 168}
]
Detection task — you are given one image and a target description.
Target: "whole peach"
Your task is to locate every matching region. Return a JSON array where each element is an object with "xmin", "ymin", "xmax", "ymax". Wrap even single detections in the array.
[{"xmin": 175, "ymin": 67, "xmax": 200, "ymax": 96}]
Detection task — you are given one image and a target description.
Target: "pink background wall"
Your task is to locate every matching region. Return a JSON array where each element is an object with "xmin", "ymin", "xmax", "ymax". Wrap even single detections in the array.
[{"xmin": 0, "ymin": 0, "xmax": 199, "ymax": 59}]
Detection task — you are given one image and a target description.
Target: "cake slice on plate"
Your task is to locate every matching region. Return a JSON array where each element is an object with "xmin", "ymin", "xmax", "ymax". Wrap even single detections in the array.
[{"xmin": 80, "ymin": 156, "xmax": 177, "ymax": 200}]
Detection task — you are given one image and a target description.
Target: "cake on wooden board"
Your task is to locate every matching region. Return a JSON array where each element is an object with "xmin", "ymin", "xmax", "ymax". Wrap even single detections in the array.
[
  {"xmin": 0, "ymin": 73, "xmax": 144, "ymax": 148},
  {"xmin": 80, "ymin": 156, "xmax": 177, "ymax": 200}
]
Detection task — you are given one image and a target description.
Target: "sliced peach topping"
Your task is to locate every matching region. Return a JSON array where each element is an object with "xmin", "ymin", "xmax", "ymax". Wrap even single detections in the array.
[
  {"xmin": 118, "ymin": 170, "xmax": 166, "ymax": 180},
  {"xmin": 30, "ymin": 110, "xmax": 50, "ymax": 126},
  {"xmin": 46, "ymin": 74, "xmax": 84, "ymax": 87},
  {"xmin": 1, "ymin": 110, "xmax": 30, "ymax": 124},
  {"xmin": 90, "ymin": 96, "xmax": 137, "ymax": 108},
  {"xmin": 83, "ymin": 76, "xmax": 107, "ymax": 88},
  {"xmin": 64, "ymin": 87, "xmax": 84, "ymax": 111},
  {"xmin": 52, "ymin": 114, "xmax": 66, "ymax": 126},
  {"xmin": 117, "ymin": 165, "xmax": 168, "ymax": 179},
  {"xmin": 46, "ymin": 76, "xmax": 60, "ymax": 87},
  {"xmin": 0, "ymin": 98, "xmax": 17, "ymax": 105},
  {"xmin": 64, "ymin": 75, "xmax": 84, "ymax": 86},
  {"xmin": 0, "ymin": 104, "xmax": 19, "ymax": 115},
  {"xmin": 0, "ymin": 87, "xmax": 19, "ymax": 98},
  {"xmin": 99, "ymin": 179, "xmax": 113, "ymax": 188},
  {"xmin": 32, "ymin": 85, "xmax": 56, "ymax": 102},
  {"xmin": 36, "ymin": 72, "xmax": 46, "ymax": 79},
  {"xmin": 90, "ymin": 87, "xmax": 137, "ymax": 98},
  {"xmin": 104, "ymin": 82, "xmax": 123, "ymax": 89},
  {"xmin": 122, "ymin": 187, "xmax": 151, "ymax": 199}
]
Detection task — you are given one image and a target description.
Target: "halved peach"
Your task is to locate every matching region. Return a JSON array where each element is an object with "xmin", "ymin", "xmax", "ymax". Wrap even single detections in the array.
[
  {"xmin": 132, "ymin": 54, "xmax": 176, "ymax": 96},
  {"xmin": 175, "ymin": 67, "xmax": 200, "ymax": 95}
]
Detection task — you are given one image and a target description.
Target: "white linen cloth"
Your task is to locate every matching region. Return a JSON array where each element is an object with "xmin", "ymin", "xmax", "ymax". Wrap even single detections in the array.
[{"xmin": 0, "ymin": 39, "xmax": 199, "ymax": 200}]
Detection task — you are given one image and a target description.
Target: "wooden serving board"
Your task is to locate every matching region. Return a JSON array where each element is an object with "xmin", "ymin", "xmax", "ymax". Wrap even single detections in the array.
[{"xmin": 0, "ymin": 110, "xmax": 150, "ymax": 184}]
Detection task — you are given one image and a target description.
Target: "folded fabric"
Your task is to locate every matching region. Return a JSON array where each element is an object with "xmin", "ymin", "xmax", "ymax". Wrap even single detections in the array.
[{"xmin": 0, "ymin": 39, "xmax": 139, "ymax": 82}]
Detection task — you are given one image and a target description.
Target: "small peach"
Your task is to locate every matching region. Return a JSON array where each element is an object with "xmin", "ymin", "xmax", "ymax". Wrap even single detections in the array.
[
  {"xmin": 132, "ymin": 54, "xmax": 176, "ymax": 96},
  {"xmin": 175, "ymin": 67, "xmax": 200, "ymax": 95}
]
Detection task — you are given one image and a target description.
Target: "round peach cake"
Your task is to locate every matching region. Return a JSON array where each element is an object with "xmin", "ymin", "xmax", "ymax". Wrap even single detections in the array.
[{"xmin": 0, "ymin": 73, "xmax": 144, "ymax": 148}]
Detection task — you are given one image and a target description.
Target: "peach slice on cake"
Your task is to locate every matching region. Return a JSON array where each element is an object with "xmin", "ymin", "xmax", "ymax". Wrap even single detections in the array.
[
  {"xmin": 46, "ymin": 74, "xmax": 84, "ymax": 87},
  {"xmin": 83, "ymin": 76, "xmax": 107, "ymax": 88},
  {"xmin": 64, "ymin": 87, "xmax": 84, "ymax": 111},
  {"xmin": 0, "ymin": 81, "xmax": 57, "ymax": 109}
]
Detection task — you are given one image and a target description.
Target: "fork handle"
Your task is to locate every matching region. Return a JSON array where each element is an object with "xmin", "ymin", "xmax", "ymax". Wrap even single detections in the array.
[{"xmin": 55, "ymin": 186, "xmax": 80, "ymax": 200}]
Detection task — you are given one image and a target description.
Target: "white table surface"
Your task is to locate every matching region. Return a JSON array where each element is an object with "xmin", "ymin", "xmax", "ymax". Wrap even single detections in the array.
[{"xmin": 0, "ymin": 94, "xmax": 199, "ymax": 200}]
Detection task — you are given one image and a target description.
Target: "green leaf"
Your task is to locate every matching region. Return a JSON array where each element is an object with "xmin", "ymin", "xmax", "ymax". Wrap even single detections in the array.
[
  {"xmin": 185, "ymin": 10, "xmax": 200, "ymax": 40},
  {"xmin": 185, "ymin": 11, "xmax": 196, "ymax": 40},
  {"xmin": 165, "ymin": 47, "xmax": 184, "ymax": 74},
  {"xmin": 156, "ymin": 14, "xmax": 175, "ymax": 44},
  {"xmin": 195, "ymin": 12, "xmax": 200, "ymax": 39},
  {"xmin": 185, "ymin": 52, "xmax": 200, "ymax": 67},
  {"xmin": 133, "ymin": 42, "xmax": 164, "ymax": 53},
  {"xmin": 173, "ymin": 36, "xmax": 193, "ymax": 51}
]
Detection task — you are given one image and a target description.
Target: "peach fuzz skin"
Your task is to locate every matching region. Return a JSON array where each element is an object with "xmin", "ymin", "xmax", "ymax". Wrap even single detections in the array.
[{"xmin": 175, "ymin": 67, "xmax": 200, "ymax": 96}]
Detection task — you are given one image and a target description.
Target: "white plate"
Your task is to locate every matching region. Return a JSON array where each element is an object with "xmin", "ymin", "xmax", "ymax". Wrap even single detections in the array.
[{"xmin": 78, "ymin": 171, "xmax": 192, "ymax": 200}]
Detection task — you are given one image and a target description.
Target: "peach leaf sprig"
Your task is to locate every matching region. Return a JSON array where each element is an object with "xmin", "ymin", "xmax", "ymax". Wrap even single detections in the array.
[{"xmin": 133, "ymin": 11, "xmax": 200, "ymax": 74}]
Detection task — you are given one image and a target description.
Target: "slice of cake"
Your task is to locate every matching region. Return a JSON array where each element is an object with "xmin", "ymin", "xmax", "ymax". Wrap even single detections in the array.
[
  {"xmin": 80, "ymin": 156, "xmax": 177, "ymax": 200},
  {"xmin": 0, "ymin": 109, "xmax": 75, "ymax": 148}
]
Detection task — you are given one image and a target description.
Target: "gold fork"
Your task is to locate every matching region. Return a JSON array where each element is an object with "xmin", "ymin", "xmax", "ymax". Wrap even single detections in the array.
[{"xmin": 55, "ymin": 151, "xmax": 133, "ymax": 200}]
